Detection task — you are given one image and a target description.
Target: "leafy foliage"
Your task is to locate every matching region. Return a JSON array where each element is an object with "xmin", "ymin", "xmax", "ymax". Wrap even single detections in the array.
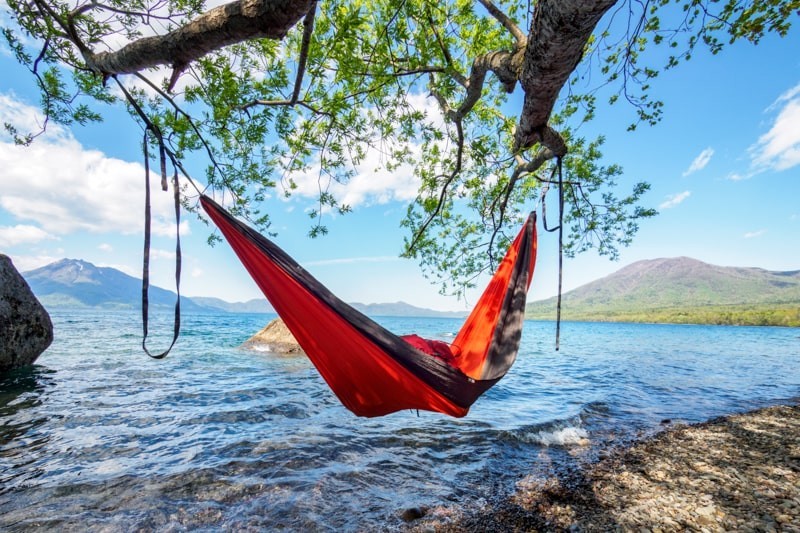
[{"xmin": 2, "ymin": 0, "xmax": 797, "ymax": 295}]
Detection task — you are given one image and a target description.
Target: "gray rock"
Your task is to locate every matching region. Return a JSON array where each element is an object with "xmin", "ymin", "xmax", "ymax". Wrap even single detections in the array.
[
  {"xmin": 400, "ymin": 506, "xmax": 428, "ymax": 522},
  {"xmin": 0, "ymin": 255, "xmax": 53, "ymax": 372}
]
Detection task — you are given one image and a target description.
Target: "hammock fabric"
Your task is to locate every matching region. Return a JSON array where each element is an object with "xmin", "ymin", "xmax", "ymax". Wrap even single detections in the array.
[{"xmin": 201, "ymin": 195, "xmax": 537, "ymax": 417}]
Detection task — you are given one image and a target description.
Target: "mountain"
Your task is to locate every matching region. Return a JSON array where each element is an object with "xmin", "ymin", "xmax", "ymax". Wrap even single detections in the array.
[
  {"xmin": 23, "ymin": 259, "xmax": 209, "ymax": 312},
  {"xmin": 526, "ymin": 257, "xmax": 800, "ymax": 326},
  {"xmin": 190, "ymin": 296, "xmax": 274, "ymax": 313},
  {"xmin": 22, "ymin": 259, "xmax": 463, "ymax": 317},
  {"xmin": 349, "ymin": 301, "xmax": 466, "ymax": 318}
]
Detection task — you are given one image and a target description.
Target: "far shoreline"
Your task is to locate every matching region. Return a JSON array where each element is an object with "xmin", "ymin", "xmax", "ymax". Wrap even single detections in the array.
[
  {"xmin": 526, "ymin": 303, "xmax": 800, "ymax": 328},
  {"xmin": 526, "ymin": 317, "xmax": 800, "ymax": 328}
]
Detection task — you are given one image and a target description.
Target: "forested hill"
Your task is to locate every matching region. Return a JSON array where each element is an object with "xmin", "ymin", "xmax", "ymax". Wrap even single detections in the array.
[{"xmin": 526, "ymin": 257, "xmax": 800, "ymax": 326}]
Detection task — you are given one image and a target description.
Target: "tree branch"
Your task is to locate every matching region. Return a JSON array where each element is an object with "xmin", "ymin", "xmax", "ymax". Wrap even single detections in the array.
[
  {"xmin": 290, "ymin": 0, "xmax": 317, "ymax": 104},
  {"xmin": 84, "ymin": 0, "xmax": 315, "ymax": 76},
  {"xmin": 407, "ymin": 119, "xmax": 465, "ymax": 251},
  {"xmin": 478, "ymin": 0, "xmax": 527, "ymax": 45},
  {"xmin": 132, "ymin": 72, "xmax": 227, "ymax": 180},
  {"xmin": 486, "ymin": 148, "xmax": 555, "ymax": 255},
  {"xmin": 427, "ymin": 12, "xmax": 467, "ymax": 88}
]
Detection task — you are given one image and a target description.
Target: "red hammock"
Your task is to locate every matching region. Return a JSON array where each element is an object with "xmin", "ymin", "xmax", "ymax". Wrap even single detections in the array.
[{"xmin": 201, "ymin": 196, "xmax": 537, "ymax": 417}]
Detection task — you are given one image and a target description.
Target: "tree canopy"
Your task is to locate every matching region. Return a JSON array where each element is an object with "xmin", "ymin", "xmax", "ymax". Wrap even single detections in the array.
[{"xmin": 3, "ymin": 0, "xmax": 798, "ymax": 294}]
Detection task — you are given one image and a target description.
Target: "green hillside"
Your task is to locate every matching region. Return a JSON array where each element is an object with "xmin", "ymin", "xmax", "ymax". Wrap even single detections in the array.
[{"xmin": 526, "ymin": 257, "xmax": 800, "ymax": 326}]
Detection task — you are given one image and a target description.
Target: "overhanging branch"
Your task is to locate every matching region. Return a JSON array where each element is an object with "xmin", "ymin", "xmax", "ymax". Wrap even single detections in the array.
[{"xmin": 84, "ymin": 0, "xmax": 315, "ymax": 76}]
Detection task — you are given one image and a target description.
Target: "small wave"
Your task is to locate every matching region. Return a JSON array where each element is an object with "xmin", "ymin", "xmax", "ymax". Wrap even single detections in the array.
[
  {"xmin": 530, "ymin": 426, "xmax": 590, "ymax": 447},
  {"xmin": 505, "ymin": 419, "xmax": 591, "ymax": 447},
  {"xmin": 244, "ymin": 344, "xmax": 275, "ymax": 353}
]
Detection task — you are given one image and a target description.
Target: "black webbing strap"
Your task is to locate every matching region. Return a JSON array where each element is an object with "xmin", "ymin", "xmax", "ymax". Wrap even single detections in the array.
[
  {"xmin": 141, "ymin": 130, "xmax": 182, "ymax": 359},
  {"xmin": 555, "ymin": 157, "xmax": 564, "ymax": 351},
  {"xmin": 541, "ymin": 157, "xmax": 564, "ymax": 351}
]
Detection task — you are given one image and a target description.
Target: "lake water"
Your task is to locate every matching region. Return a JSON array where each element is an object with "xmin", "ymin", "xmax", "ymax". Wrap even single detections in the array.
[{"xmin": 1, "ymin": 310, "xmax": 798, "ymax": 530}]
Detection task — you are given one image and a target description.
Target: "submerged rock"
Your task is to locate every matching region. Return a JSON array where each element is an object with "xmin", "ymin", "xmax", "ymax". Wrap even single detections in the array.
[
  {"xmin": 400, "ymin": 506, "xmax": 429, "ymax": 522},
  {"xmin": 0, "ymin": 255, "xmax": 53, "ymax": 372},
  {"xmin": 240, "ymin": 317, "xmax": 303, "ymax": 355}
]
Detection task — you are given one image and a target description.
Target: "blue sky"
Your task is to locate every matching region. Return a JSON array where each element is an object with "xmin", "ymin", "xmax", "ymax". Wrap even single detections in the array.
[{"xmin": 0, "ymin": 14, "xmax": 798, "ymax": 312}]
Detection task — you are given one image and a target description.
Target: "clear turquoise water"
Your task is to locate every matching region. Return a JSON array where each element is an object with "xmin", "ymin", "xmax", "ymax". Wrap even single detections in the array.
[{"xmin": 1, "ymin": 310, "xmax": 798, "ymax": 530}]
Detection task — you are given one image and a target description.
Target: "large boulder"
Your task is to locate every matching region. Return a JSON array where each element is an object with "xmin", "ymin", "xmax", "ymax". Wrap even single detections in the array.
[
  {"xmin": 241, "ymin": 317, "xmax": 303, "ymax": 355},
  {"xmin": 0, "ymin": 255, "xmax": 53, "ymax": 372}
]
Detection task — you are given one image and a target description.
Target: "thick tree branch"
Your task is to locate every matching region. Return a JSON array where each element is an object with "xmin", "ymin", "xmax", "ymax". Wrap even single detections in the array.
[
  {"xmin": 515, "ymin": 0, "xmax": 617, "ymax": 153},
  {"xmin": 84, "ymin": 0, "xmax": 315, "ymax": 76},
  {"xmin": 290, "ymin": 0, "xmax": 317, "ymax": 104}
]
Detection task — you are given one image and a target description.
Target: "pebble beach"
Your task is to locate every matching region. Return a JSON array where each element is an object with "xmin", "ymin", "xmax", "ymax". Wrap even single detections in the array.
[{"xmin": 411, "ymin": 403, "xmax": 800, "ymax": 532}]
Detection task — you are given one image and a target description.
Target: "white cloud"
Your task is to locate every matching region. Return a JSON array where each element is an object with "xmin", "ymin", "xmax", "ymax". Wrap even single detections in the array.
[
  {"xmin": 190, "ymin": 267, "xmax": 204, "ymax": 278},
  {"xmin": 658, "ymin": 190, "xmax": 691, "ymax": 210},
  {"xmin": 683, "ymin": 147, "xmax": 714, "ymax": 176},
  {"xmin": 0, "ymin": 224, "xmax": 54, "ymax": 246},
  {"xmin": 0, "ymin": 93, "xmax": 189, "ymax": 238},
  {"xmin": 749, "ymin": 82, "xmax": 800, "ymax": 172},
  {"xmin": 726, "ymin": 172, "xmax": 749, "ymax": 181},
  {"xmin": 278, "ymin": 92, "xmax": 444, "ymax": 209},
  {"xmin": 98, "ymin": 243, "xmax": 114, "ymax": 252},
  {"xmin": 280, "ymin": 140, "xmax": 421, "ymax": 210},
  {"xmin": 743, "ymin": 229, "xmax": 766, "ymax": 239},
  {"xmin": 769, "ymin": 83, "xmax": 800, "ymax": 111},
  {"xmin": 0, "ymin": 93, "xmax": 72, "ymax": 142}
]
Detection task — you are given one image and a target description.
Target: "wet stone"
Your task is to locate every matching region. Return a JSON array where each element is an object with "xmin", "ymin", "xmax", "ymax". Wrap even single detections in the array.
[
  {"xmin": 0, "ymin": 254, "xmax": 53, "ymax": 372},
  {"xmin": 401, "ymin": 506, "xmax": 428, "ymax": 522}
]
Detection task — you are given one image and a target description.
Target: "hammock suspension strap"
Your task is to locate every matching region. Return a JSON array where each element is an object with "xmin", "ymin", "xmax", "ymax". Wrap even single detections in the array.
[
  {"xmin": 140, "ymin": 128, "xmax": 182, "ymax": 359},
  {"xmin": 541, "ymin": 156, "xmax": 565, "ymax": 351},
  {"xmin": 114, "ymin": 75, "xmax": 184, "ymax": 359}
]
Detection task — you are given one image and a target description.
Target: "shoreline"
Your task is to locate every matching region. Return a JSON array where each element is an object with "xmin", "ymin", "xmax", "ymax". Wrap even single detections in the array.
[{"xmin": 409, "ymin": 403, "xmax": 800, "ymax": 531}]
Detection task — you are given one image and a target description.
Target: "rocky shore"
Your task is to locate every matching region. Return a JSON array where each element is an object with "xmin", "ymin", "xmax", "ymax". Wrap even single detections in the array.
[{"xmin": 409, "ymin": 404, "xmax": 800, "ymax": 532}]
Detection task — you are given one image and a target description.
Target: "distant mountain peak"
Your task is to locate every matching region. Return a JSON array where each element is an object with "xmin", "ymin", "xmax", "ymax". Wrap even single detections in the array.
[
  {"xmin": 23, "ymin": 258, "xmax": 180, "ymax": 309},
  {"xmin": 27, "ymin": 257, "xmax": 107, "ymax": 285}
]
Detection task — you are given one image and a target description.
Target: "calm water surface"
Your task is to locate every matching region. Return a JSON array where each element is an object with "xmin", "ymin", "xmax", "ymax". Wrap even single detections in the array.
[{"xmin": 1, "ymin": 310, "xmax": 798, "ymax": 530}]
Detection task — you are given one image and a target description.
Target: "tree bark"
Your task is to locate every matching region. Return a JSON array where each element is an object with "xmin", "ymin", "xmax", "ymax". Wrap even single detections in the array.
[
  {"xmin": 86, "ymin": 0, "xmax": 315, "ymax": 75},
  {"xmin": 515, "ymin": 0, "xmax": 617, "ymax": 153}
]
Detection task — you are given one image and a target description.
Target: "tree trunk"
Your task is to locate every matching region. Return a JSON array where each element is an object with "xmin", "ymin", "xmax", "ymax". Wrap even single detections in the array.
[{"xmin": 515, "ymin": 0, "xmax": 617, "ymax": 153}]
